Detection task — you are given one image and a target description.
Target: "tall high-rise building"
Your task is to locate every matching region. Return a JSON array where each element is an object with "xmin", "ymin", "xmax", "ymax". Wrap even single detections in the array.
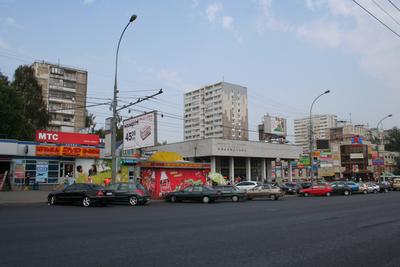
[
  {"xmin": 294, "ymin": 114, "xmax": 337, "ymax": 153},
  {"xmin": 32, "ymin": 61, "xmax": 88, "ymax": 133},
  {"xmin": 184, "ymin": 82, "xmax": 248, "ymax": 141}
]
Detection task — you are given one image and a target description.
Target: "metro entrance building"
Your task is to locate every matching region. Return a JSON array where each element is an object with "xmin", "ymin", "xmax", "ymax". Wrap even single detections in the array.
[{"xmin": 143, "ymin": 138, "xmax": 302, "ymax": 183}]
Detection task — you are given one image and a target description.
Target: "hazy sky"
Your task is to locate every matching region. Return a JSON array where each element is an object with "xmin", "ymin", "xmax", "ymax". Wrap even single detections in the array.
[{"xmin": 1, "ymin": 0, "xmax": 399, "ymax": 143}]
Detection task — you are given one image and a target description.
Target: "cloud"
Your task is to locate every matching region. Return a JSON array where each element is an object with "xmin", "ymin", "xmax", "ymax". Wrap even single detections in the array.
[
  {"xmin": 255, "ymin": 0, "xmax": 400, "ymax": 90},
  {"xmin": 0, "ymin": 39, "xmax": 8, "ymax": 49},
  {"xmin": 83, "ymin": 0, "xmax": 95, "ymax": 5},
  {"xmin": 206, "ymin": 3, "xmax": 222, "ymax": 22},
  {"xmin": 204, "ymin": 3, "xmax": 243, "ymax": 43},
  {"xmin": 222, "ymin": 15, "xmax": 233, "ymax": 29},
  {"xmin": 2, "ymin": 17, "xmax": 23, "ymax": 29}
]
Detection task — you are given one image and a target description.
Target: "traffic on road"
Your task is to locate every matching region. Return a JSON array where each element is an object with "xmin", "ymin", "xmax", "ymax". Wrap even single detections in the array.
[{"xmin": 47, "ymin": 177, "xmax": 400, "ymax": 207}]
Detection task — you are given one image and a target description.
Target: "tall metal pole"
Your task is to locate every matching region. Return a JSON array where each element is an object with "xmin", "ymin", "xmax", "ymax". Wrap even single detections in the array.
[
  {"xmin": 111, "ymin": 15, "xmax": 137, "ymax": 183},
  {"xmin": 309, "ymin": 90, "xmax": 330, "ymax": 182},
  {"xmin": 376, "ymin": 114, "xmax": 392, "ymax": 177}
]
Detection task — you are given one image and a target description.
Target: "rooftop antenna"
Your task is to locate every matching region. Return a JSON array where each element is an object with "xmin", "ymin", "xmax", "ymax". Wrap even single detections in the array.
[
  {"xmin": 57, "ymin": 58, "xmax": 60, "ymax": 66},
  {"xmin": 349, "ymin": 113, "xmax": 352, "ymax": 124}
]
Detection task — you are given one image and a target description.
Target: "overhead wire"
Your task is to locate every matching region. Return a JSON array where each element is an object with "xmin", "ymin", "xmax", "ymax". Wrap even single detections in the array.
[
  {"xmin": 351, "ymin": 0, "xmax": 400, "ymax": 38},
  {"xmin": 371, "ymin": 0, "xmax": 400, "ymax": 26},
  {"xmin": 387, "ymin": 0, "xmax": 400, "ymax": 13}
]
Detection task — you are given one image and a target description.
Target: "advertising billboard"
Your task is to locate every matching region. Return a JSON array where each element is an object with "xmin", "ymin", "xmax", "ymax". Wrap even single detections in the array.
[
  {"xmin": 123, "ymin": 111, "xmax": 157, "ymax": 150},
  {"xmin": 36, "ymin": 146, "xmax": 100, "ymax": 158},
  {"xmin": 262, "ymin": 115, "xmax": 287, "ymax": 136},
  {"xmin": 36, "ymin": 130, "xmax": 99, "ymax": 146}
]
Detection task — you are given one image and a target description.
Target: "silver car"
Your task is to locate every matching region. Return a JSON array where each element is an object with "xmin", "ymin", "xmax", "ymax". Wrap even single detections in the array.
[{"xmin": 366, "ymin": 182, "xmax": 380, "ymax": 194}]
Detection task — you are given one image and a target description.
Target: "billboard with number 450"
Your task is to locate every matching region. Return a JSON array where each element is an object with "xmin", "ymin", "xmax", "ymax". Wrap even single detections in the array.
[{"xmin": 123, "ymin": 111, "xmax": 157, "ymax": 150}]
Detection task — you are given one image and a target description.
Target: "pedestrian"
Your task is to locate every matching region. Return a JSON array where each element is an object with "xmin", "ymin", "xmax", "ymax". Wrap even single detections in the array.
[{"xmin": 24, "ymin": 173, "xmax": 30, "ymax": 191}]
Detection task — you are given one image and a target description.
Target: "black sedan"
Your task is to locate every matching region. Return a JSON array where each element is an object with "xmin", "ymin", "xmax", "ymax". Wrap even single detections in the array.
[
  {"xmin": 213, "ymin": 185, "xmax": 246, "ymax": 202},
  {"xmin": 48, "ymin": 183, "xmax": 114, "ymax": 207},
  {"xmin": 165, "ymin": 185, "xmax": 221, "ymax": 203},
  {"xmin": 330, "ymin": 182, "xmax": 352, "ymax": 196},
  {"xmin": 107, "ymin": 182, "xmax": 151, "ymax": 206}
]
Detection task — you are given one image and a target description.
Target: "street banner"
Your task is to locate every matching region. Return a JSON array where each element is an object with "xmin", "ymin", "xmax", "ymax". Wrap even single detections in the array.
[
  {"xmin": 36, "ymin": 130, "xmax": 99, "ymax": 146},
  {"xmin": 123, "ymin": 111, "xmax": 157, "ymax": 150},
  {"xmin": 36, "ymin": 146, "xmax": 100, "ymax": 158}
]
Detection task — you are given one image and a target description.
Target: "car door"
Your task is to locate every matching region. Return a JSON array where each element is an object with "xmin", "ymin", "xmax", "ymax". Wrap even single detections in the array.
[
  {"xmin": 191, "ymin": 186, "xmax": 204, "ymax": 201},
  {"xmin": 58, "ymin": 184, "xmax": 79, "ymax": 203},
  {"xmin": 115, "ymin": 183, "xmax": 130, "ymax": 203},
  {"xmin": 261, "ymin": 185, "xmax": 272, "ymax": 198},
  {"xmin": 180, "ymin": 186, "xmax": 194, "ymax": 201},
  {"xmin": 73, "ymin": 184, "xmax": 88, "ymax": 203},
  {"xmin": 311, "ymin": 186, "xmax": 321, "ymax": 195}
]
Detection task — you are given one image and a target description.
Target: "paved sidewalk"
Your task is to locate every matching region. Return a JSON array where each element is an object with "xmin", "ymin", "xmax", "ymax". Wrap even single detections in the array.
[{"xmin": 0, "ymin": 190, "xmax": 51, "ymax": 205}]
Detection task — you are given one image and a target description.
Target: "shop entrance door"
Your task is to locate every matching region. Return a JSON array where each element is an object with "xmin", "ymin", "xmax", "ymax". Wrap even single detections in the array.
[{"xmin": 60, "ymin": 162, "xmax": 75, "ymax": 184}]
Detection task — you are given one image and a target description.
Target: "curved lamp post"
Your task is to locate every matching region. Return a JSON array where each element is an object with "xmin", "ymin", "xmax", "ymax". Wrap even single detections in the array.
[
  {"xmin": 309, "ymin": 90, "xmax": 330, "ymax": 181},
  {"xmin": 111, "ymin": 15, "xmax": 137, "ymax": 182}
]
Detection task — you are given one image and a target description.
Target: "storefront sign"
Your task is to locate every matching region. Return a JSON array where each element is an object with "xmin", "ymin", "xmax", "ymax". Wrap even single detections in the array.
[
  {"xmin": 36, "ymin": 161, "xmax": 48, "ymax": 182},
  {"xmin": 36, "ymin": 146, "xmax": 100, "ymax": 158},
  {"xmin": 350, "ymin": 153, "xmax": 364, "ymax": 159},
  {"xmin": 372, "ymin": 158, "xmax": 384, "ymax": 166},
  {"xmin": 36, "ymin": 130, "xmax": 100, "ymax": 146}
]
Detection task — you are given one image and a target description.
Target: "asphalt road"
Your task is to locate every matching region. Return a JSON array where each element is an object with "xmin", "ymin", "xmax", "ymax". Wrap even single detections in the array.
[{"xmin": 1, "ymin": 193, "xmax": 400, "ymax": 267}]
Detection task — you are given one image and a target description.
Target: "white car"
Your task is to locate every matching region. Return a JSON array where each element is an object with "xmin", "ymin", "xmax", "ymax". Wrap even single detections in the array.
[
  {"xmin": 235, "ymin": 181, "xmax": 259, "ymax": 191},
  {"xmin": 366, "ymin": 182, "xmax": 380, "ymax": 194}
]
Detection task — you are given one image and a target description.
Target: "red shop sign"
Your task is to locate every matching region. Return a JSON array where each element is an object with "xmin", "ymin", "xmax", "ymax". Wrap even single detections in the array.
[{"xmin": 36, "ymin": 130, "xmax": 99, "ymax": 146}]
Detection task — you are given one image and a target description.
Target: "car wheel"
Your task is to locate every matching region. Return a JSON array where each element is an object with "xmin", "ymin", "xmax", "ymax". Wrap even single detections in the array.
[
  {"xmin": 202, "ymin": 196, "xmax": 210, "ymax": 203},
  {"xmin": 373, "ymin": 190, "xmax": 378, "ymax": 194},
  {"xmin": 170, "ymin": 195, "xmax": 177, "ymax": 203},
  {"xmin": 363, "ymin": 190, "xmax": 368, "ymax": 194},
  {"xmin": 82, "ymin": 197, "xmax": 91, "ymax": 207},
  {"xmin": 232, "ymin": 195, "xmax": 239, "ymax": 202},
  {"xmin": 326, "ymin": 192, "xmax": 331, "ymax": 197},
  {"xmin": 129, "ymin": 196, "xmax": 139, "ymax": 206},
  {"xmin": 48, "ymin": 195, "xmax": 56, "ymax": 205},
  {"xmin": 344, "ymin": 190, "xmax": 350, "ymax": 196},
  {"xmin": 303, "ymin": 192, "xmax": 309, "ymax": 197},
  {"xmin": 270, "ymin": 194, "xmax": 277, "ymax": 201},
  {"xmin": 384, "ymin": 188, "xmax": 389, "ymax": 193}
]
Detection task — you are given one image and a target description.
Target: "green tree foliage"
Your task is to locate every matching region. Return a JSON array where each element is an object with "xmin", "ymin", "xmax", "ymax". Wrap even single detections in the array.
[
  {"xmin": 385, "ymin": 127, "xmax": 400, "ymax": 152},
  {"xmin": 385, "ymin": 127, "xmax": 400, "ymax": 175},
  {"xmin": 85, "ymin": 111, "xmax": 97, "ymax": 133},
  {"xmin": 11, "ymin": 65, "xmax": 50, "ymax": 140},
  {"xmin": 0, "ymin": 72, "xmax": 24, "ymax": 139}
]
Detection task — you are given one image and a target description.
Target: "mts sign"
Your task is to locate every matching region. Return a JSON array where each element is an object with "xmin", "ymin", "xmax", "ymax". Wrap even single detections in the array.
[
  {"xmin": 38, "ymin": 132, "xmax": 59, "ymax": 142},
  {"xmin": 35, "ymin": 130, "xmax": 100, "ymax": 146}
]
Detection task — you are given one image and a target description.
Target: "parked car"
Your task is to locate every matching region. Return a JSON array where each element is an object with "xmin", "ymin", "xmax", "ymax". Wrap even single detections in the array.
[
  {"xmin": 366, "ymin": 182, "xmax": 380, "ymax": 194},
  {"xmin": 235, "ymin": 181, "xmax": 260, "ymax": 191},
  {"xmin": 300, "ymin": 184, "xmax": 333, "ymax": 197},
  {"xmin": 300, "ymin": 182, "xmax": 313, "ymax": 190},
  {"xmin": 345, "ymin": 181, "xmax": 359, "ymax": 192},
  {"xmin": 165, "ymin": 185, "xmax": 221, "ymax": 203},
  {"xmin": 330, "ymin": 182, "xmax": 352, "ymax": 196},
  {"xmin": 246, "ymin": 184, "xmax": 284, "ymax": 201},
  {"xmin": 378, "ymin": 181, "xmax": 391, "ymax": 193},
  {"xmin": 213, "ymin": 185, "xmax": 246, "ymax": 202},
  {"xmin": 392, "ymin": 178, "xmax": 400, "ymax": 191},
  {"xmin": 107, "ymin": 182, "xmax": 150, "ymax": 206},
  {"xmin": 48, "ymin": 183, "xmax": 114, "ymax": 207},
  {"xmin": 276, "ymin": 183, "xmax": 301, "ymax": 194},
  {"xmin": 358, "ymin": 183, "xmax": 369, "ymax": 194}
]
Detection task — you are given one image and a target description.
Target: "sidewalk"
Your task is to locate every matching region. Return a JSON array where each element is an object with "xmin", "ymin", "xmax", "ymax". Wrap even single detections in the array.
[{"xmin": 0, "ymin": 190, "xmax": 50, "ymax": 205}]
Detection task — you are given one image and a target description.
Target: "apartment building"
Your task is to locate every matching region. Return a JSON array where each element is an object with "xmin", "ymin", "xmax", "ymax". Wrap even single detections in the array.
[
  {"xmin": 33, "ymin": 61, "xmax": 88, "ymax": 133},
  {"xmin": 294, "ymin": 114, "xmax": 337, "ymax": 153},
  {"xmin": 184, "ymin": 82, "xmax": 248, "ymax": 141}
]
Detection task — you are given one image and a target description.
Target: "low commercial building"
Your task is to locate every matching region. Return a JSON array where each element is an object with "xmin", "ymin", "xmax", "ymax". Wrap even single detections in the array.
[{"xmin": 143, "ymin": 138, "xmax": 302, "ymax": 183}]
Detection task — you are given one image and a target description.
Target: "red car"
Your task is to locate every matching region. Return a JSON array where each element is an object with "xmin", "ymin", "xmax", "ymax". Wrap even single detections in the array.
[{"xmin": 300, "ymin": 184, "xmax": 333, "ymax": 197}]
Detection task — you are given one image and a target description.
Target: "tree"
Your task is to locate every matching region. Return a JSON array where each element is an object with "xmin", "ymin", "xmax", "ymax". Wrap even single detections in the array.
[
  {"xmin": 0, "ymin": 72, "xmax": 24, "ymax": 139},
  {"xmin": 85, "ymin": 111, "xmax": 97, "ymax": 133},
  {"xmin": 385, "ymin": 127, "xmax": 400, "ymax": 175},
  {"xmin": 11, "ymin": 65, "xmax": 50, "ymax": 140}
]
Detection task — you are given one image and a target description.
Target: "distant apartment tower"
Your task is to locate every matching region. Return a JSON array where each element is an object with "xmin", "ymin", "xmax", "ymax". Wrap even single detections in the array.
[
  {"xmin": 184, "ymin": 82, "xmax": 248, "ymax": 141},
  {"xmin": 294, "ymin": 114, "xmax": 337, "ymax": 153},
  {"xmin": 33, "ymin": 61, "xmax": 88, "ymax": 133}
]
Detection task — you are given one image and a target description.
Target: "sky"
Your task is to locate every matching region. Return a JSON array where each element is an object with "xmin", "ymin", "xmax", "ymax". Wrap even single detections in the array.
[{"xmin": 1, "ymin": 0, "xmax": 400, "ymax": 143}]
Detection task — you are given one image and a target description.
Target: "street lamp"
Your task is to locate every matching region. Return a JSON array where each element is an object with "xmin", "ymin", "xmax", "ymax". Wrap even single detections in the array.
[
  {"xmin": 375, "ymin": 114, "xmax": 393, "ymax": 177},
  {"xmin": 111, "ymin": 14, "xmax": 137, "ymax": 182},
  {"xmin": 309, "ymin": 90, "xmax": 330, "ymax": 182}
]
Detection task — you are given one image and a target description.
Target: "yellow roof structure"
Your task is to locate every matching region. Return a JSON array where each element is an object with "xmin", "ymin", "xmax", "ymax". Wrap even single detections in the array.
[{"xmin": 148, "ymin": 151, "xmax": 184, "ymax": 162}]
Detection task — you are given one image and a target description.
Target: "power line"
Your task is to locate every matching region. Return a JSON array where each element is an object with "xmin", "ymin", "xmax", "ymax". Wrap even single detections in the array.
[
  {"xmin": 388, "ymin": 0, "xmax": 400, "ymax": 13},
  {"xmin": 372, "ymin": 0, "xmax": 400, "ymax": 26},
  {"xmin": 351, "ymin": 0, "xmax": 400, "ymax": 38}
]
